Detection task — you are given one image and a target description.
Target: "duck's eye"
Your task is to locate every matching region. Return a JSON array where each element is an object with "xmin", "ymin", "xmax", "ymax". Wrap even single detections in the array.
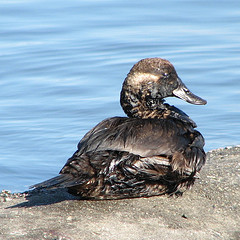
[{"xmin": 163, "ymin": 72, "xmax": 170, "ymax": 79}]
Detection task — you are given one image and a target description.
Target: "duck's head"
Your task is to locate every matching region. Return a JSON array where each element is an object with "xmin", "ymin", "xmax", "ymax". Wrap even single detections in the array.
[{"xmin": 120, "ymin": 58, "xmax": 207, "ymax": 119}]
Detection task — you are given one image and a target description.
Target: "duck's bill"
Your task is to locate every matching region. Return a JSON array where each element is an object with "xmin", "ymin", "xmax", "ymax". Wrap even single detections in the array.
[{"xmin": 173, "ymin": 78, "xmax": 207, "ymax": 105}]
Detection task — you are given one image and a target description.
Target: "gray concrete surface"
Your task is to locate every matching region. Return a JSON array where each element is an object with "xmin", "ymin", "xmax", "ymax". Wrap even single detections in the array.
[{"xmin": 0, "ymin": 146, "xmax": 239, "ymax": 240}]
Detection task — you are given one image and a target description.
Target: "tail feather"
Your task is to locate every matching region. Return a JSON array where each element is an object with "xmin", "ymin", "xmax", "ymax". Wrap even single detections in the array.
[{"xmin": 30, "ymin": 174, "xmax": 81, "ymax": 190}]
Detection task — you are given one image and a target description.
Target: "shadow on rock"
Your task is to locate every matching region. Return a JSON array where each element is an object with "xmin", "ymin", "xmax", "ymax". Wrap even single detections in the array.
[{"xmin": 7, "ymin": 188, "xmax": 80, "ymax": 208}]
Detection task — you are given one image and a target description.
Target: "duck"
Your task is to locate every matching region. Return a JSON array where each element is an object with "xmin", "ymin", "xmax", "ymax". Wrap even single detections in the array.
[{"xmin": 31, "ymin": 58, "xmax": 207, "ymax": 200}]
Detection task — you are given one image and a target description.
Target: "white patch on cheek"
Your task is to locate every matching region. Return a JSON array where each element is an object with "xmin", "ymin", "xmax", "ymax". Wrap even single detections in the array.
[{"xmin": 129, "ymin": 72, "xmax": 160, "ymax": 86}]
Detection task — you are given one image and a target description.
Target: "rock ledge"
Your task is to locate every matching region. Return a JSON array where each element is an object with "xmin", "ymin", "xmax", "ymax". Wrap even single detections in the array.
[{"xmin": 0, "ymin": 147, "xmax": 239, "ymax": 240}]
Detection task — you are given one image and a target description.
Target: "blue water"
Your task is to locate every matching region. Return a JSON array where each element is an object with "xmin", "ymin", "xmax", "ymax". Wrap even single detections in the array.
[{"xmin": 0, "ymin": 0, "xmax": 240, "ymax": 192}]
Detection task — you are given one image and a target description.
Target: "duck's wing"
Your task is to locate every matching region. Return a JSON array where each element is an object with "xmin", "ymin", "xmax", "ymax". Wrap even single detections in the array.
[
  {"xmin": 75, "ymin": 117, "xmax": 203, "ymax": 157},
  {"xmin": 63, "ymin": 117, "xmax": 205, "ymax": 174}
]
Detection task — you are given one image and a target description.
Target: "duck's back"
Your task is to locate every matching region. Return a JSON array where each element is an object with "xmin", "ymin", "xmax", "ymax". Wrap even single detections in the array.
[
  {"xmin": 76, "ymin": 117, "xmax": 197, "ymax": 157},
  {"xmin": 56, "ymin": 116, "xmax": 205, "ymax": 199}
]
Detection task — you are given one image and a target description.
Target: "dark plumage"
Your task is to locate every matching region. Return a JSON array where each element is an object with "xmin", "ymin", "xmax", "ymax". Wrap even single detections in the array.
[{"xmin": 31, "ymin": 58, "xmax": 207, "ymax": 199}]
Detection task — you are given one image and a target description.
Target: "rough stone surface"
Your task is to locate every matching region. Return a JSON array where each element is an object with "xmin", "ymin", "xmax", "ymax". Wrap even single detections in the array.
[{"xmin": 0, "ymin": 147, "xmax": 240, "ymax": 240}]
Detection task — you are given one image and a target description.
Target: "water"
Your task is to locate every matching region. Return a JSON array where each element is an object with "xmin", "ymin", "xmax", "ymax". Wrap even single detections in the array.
[{"xmin": 0, "ymin": 0, "xmax": 240, "ymax": 192}]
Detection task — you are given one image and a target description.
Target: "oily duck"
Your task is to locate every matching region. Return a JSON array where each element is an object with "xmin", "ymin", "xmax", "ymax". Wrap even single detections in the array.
[{"xmin": 31, "ymin": 58, "xmax": 207, "ymax": 200}]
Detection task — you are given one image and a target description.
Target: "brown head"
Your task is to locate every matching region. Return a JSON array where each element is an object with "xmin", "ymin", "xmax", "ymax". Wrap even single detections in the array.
[{"xmin": 120, "ymin": 58, "xmax": 207, "ymax": 119}]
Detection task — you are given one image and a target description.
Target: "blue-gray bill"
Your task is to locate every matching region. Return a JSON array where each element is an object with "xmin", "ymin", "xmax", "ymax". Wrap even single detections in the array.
[{"xmin": 173, "ymin": 77, "xmax": 207, "ymax": 105}]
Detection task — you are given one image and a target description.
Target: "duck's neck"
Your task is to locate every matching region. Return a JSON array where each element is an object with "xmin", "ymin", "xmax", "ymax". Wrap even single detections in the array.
[
  {"xmin": 120, "ymin": 91, "xmax": 164, "ymax": 118},
  {"xmin": 120, "ymin": 89, "xmax": 197, "ymax": 127}
]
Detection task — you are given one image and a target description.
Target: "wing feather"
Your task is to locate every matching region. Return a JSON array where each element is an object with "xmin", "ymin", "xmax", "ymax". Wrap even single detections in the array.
[{"xmin": 76, "ymin": 117, "xmax": 192, "ymax": 158}]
